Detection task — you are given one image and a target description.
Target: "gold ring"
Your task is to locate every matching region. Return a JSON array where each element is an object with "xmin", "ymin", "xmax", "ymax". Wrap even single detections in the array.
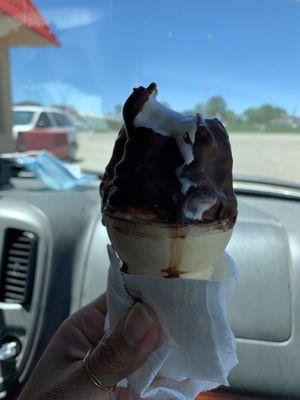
[{"xmin": 83, "ymin": 348, "xmax": 116, "ymax": 394}]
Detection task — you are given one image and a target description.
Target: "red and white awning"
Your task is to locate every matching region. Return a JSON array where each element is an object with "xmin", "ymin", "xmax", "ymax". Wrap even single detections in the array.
[{"xmin": 0, "ymin": 0, "xmax": 59, "ymax": 46}]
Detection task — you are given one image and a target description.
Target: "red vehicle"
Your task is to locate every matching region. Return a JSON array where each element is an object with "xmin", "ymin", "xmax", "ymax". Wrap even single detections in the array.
[
  {"xmin": 13, "ymin": 106, "xmax": 79, "ymax": 160},
  {"xmin": 16, "ymin": 129, "xmax": 71, "ymax": 160}
]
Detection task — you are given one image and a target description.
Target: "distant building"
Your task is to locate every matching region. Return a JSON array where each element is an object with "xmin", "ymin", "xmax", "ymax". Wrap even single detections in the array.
[
  {"xmin": 272, "ymin": 116, "xmax": 299, "ymax": 129},
  {"xmin": 272, "ymin": 116, "xmax": 291, "ymax": 127},
  {"xmin": 0, "ymin": 0, "xmax": 59, "ymax": 152},
  {"xmin": 114, "ymin": 104, "xmax": 122, "ymax": 120}
]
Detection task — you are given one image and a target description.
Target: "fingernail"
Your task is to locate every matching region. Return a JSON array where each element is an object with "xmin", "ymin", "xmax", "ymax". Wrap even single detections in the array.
[{"xmin": 123, "ymin": 303, "xmax": 153, "ymax": 344}]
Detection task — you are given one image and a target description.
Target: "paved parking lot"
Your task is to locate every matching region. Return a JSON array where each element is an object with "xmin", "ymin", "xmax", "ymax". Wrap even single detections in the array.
[{"xmin": 78, "ymin": 132, "xmax": 300, "ymax": 184}]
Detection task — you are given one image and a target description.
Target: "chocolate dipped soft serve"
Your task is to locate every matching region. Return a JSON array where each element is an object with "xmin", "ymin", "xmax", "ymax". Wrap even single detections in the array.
[{"xmin": 100, "ymin": 83, "xmax": 237, "ymax": 279}]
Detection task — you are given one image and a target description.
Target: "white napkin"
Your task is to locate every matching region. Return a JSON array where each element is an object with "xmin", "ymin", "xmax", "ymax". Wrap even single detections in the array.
[{"xmin": 106, "ymin": 245, "xmax": 238, "ymax": 400}]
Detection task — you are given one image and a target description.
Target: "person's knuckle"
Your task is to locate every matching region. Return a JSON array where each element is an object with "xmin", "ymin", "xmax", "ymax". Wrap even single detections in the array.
[{"xmin": 93, "ymin": 331, "xmax": 131, "ymax": 374}]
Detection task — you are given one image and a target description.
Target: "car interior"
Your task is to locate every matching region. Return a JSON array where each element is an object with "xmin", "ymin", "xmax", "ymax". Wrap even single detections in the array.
[
  {"xmin": 1, "ymin": 169, "xmax": 300, "ymax": 399},
  {"xmin": 1, "ymin": 0, "xmax": 300, "ymax": 399}
]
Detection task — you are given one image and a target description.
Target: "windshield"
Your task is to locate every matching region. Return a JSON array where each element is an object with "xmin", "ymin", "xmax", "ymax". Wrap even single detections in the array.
[
  {"xmin": 8, "ymin": 0, "xmax": 300, "ymax": 185},
  {"xmin": 13, "ymin": 111, "xmax": 34, "ymax": 126}
]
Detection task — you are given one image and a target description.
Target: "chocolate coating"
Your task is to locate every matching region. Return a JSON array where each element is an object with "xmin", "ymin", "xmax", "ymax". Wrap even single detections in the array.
[{"xmin": 100, "ymin": 84, "xmax": 237, "ymax": 227}]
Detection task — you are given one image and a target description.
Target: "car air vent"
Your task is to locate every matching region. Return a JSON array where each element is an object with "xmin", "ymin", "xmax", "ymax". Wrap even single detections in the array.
[{"xmin": 0, "ymin": 229, "xmax": 37, "ymax": 305}]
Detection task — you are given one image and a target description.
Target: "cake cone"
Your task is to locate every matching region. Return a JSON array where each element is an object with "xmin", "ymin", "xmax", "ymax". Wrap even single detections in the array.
[{"xmin": 104, "ymin": 214, "xmax": 233, "ymax": 280}]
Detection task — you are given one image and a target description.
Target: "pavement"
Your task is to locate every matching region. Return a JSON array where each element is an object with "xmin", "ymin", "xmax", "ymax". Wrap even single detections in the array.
[{"xmin": 77, "ymin": 131, "xmax": 300, "ymax": 184}]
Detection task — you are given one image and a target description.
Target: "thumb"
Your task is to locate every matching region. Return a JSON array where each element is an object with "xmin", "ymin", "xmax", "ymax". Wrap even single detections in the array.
[{"xmin": 88, "ymin": 302, "xmax": 160, "ymax": 388}]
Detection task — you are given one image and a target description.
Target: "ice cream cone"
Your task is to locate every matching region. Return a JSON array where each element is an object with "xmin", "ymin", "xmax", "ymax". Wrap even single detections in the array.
[
  {"xmin": 100, "ymin": 84, "xmax": 237, "ymax": 280},
  {"xmin": 104, "ymin": 214, "xmax": 233, "ymax": 280}
]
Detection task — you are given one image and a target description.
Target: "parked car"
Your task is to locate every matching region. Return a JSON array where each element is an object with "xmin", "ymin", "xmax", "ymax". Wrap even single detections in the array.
[{"xmin": 12, "ymin": 106, "xmax": 78, "ymax": 159}]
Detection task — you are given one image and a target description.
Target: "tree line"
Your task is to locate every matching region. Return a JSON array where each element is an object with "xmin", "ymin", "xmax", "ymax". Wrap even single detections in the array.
[{"xmin": 184, "ymin": 96, "xmax": 299, "ymax": 131}]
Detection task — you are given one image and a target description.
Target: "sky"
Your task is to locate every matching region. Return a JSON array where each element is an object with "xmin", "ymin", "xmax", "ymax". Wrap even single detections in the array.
[{"xmin": 10, "ymin": 0, "xmax": 300, "ymax": 116}]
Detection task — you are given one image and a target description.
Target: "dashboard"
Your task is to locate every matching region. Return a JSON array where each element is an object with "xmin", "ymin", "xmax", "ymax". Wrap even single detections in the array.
[{"xmin": 0, "ymin": 177, "xmax": 300, "ymax": 399}]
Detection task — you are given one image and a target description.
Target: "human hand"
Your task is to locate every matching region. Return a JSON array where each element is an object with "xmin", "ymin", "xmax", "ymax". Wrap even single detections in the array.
[{"xmin": 18, "ymin": 293, "xmax": 160, "ymax": 400}]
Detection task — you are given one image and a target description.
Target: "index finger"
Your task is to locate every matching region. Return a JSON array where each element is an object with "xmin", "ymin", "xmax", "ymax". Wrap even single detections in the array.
[{"xmin": 89, "ymin": 292, "xmax": 107, "ymax": 315}]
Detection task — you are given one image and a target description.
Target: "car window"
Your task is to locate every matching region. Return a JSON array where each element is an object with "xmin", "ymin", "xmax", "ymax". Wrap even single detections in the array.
[
  {"xmin": 13, "ymin": 111, "xmax": 34, "ymax": 126},
  {"xmin": 36, "ymin": 112, "xmax": 52, "ymax": 128},
  {"xmin": 52, "ymin": 112, "xmax": 72, "ymax": 127},
  {"xmin": 7, "ymin": 0, "xmax": 300, "ymax": 185}
]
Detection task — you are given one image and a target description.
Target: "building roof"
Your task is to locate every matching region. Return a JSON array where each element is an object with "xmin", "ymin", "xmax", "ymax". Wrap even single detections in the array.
[{"xmin": 0, "ymin": 0, "xmax": 59, "ymax": 46}]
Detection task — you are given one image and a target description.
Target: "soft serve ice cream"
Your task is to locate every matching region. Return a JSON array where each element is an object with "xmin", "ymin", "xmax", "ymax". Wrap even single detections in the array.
[{"xmin": 100, "ymin": 83, "xmax": 237, "ymax": 279}]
